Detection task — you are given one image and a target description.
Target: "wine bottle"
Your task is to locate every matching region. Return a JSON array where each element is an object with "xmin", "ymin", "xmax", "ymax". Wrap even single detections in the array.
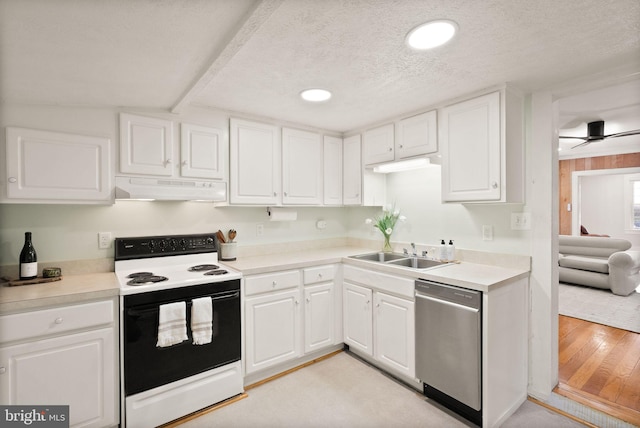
[{"xmin": 19, "ymin": 232, "xmax": 38, "ymax": 280}]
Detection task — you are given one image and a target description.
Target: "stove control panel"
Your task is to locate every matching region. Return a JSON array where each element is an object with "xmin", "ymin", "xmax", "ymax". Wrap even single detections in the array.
[{"xmin": 115, "ymin": 233, "xmax": 217, "ymax": 260}]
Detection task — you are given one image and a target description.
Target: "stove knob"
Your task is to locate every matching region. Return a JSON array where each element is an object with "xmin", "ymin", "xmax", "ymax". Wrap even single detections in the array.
[
  {"xmin": 149, "ymin": 240, "xmax": 156, "ymax": 250},
  {"xmin": 159, "ymin": 240, "xmax": 168, "ymax": 250},
  {"xmin": 179, "ymin": 238, "xmax": 187, "ymax": 249},
  {"xmin": 170, "ymin": 239, "xmax": 178, "ymax": 249},
  {"xmin": 206, "ymin": 237, "xmax": 214, "ymax": 246}
]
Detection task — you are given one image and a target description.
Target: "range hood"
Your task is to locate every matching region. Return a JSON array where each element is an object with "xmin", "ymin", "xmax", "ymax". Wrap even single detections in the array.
[{"xmin": 115, "ymin": 176, "xmax": 226, "ymax": 201}]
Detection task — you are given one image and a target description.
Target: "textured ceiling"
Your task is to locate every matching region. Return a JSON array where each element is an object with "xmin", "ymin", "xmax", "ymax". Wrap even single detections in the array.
[{"xmin": 1, "ymin": 0, "xmax": 639, "ymax": 142}]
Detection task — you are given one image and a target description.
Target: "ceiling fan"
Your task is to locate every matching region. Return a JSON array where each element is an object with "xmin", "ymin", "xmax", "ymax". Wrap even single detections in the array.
[{"xmin": 559, "ymin": 120, "xmax": 640, "ymax": 149}]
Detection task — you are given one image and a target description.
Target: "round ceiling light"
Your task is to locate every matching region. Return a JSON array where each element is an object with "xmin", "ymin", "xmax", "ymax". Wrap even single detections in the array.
[
  {"xmin": 406, "ymin": 20, "xmax": 457, "ymax": 50},
  {"xmin": 300, "ymin": 88, "xmax": 332, "ymax": 102}
]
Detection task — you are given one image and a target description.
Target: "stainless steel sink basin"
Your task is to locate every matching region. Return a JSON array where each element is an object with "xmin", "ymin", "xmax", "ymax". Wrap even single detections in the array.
[
  {"xmin": 349, "ymin": 252, "xmax": 447, "ymax": 270},
  {"xmin": 350, "ymin": 252, "xmax": 408, "ymax": 262},
  {"xmin": 387, "ymin": 257, "xmax": 446, "ymax": 269}
]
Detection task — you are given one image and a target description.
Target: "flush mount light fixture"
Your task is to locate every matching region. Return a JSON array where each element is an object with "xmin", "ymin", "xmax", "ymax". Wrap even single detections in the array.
[
  {"xmin": 300, "ymin": 88, "xmax": 332, "ymax": 102},
  {"xmin": 406, "ymin": 20, "xmax": 457, "ymax": 50}
]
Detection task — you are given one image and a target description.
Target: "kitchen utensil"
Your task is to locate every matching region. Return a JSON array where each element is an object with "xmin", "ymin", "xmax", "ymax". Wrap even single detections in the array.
[
  {"xmin": 228, "ymin": 229, "xmax": 237, "ymax": 242},
  {"xmin": 216, "ymin": 230, "xmax": 226, "ymax": 244}
]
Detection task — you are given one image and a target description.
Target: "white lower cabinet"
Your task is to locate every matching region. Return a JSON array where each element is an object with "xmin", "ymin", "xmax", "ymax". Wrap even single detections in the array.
[
  {"xmin": 343, "ymin": 266, "xmax": 415, "ymax": 379},
  {"xmin": 245, "ymin": 287, "xmax": 302, "ymax": 374},
  {"xmin": 373, "ymin": 291, "xmax": 415, "ymax": 379},
  {"xmin": 244, "ymin": 265, "xmax": 339, "ymax": 377},
  {"xmin": 0, "ymin": 299, "xmax": 118, "ymax": 428}
]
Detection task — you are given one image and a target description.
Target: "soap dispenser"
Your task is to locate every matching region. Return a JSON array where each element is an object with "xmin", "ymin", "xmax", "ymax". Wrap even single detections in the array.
[
  {"xmin": 439, "ymin": 239, "xmax": 447, "ymax": 261},
  {"xmin": 447, "ymin": 240, "xmax": 455, "ymax": 262}
]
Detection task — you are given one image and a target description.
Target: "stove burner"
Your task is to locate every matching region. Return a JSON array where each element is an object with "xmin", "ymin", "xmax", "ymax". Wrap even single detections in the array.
[
  {"xmin": 127, "ymin": 275, "xmax": 169, "ymax": 286},
  {"xmin": 204, "ymin": 269, "xmax": 228, "ymax": 276},
  {"xmin": 127, "ymin": 272, "xmax": 155, "ymax": 278},
  {"xmin": 188, "ymin": 264, "xmax": 219, "ymax": 272}
]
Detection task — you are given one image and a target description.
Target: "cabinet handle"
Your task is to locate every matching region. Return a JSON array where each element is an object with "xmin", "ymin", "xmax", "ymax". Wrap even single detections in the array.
[
  {"xmin": 54, "ymin": 317, "xmax": 63, "ymax": 324},
  {"xmin": 306, "ymin": 298, "xmax": 311, "ymax": 303},
  {"xmin": 273, "ymin": 192, "xmax": 277, "ymax": 197},
  {"xmin": 388, "ymin": 147, "xmax": 392, "ymax": 152},
  {"xmin": 399, "ymin": 144, "xmax": 403, "ymax": 149},
  {"xmin": 165, "ymin": 158, "xmax": 172, "ymax": 167},
  {"xmin": 284, "ymin": 192, "xmax": 288, "ymax": 197},
  {"xmin": 181, "ymin": 160, "xmax": 187, "ymax": 166},
  {"xmin": 295, "ymin": 300, "xmax": 299, "ymax": 305},
  {"xmin": 272, "ymin": 281, "xmax": 277, "ymax": 287},
  {"xmin": 8, "ymin": 177, "xmax": 17, "ymax": 183},
  {"xmin": 317, "ymin": 273, "xmax": 323, "ymax": 279},
  {"xmin": 491, "ymin": 181, "xmax": 498, "ymax": 189}
]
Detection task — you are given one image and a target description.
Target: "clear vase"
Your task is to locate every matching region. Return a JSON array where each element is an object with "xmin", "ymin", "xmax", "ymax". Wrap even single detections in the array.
[{"xmin": 382, "ymin": 234, "xmax": 393, "ymax": 252}]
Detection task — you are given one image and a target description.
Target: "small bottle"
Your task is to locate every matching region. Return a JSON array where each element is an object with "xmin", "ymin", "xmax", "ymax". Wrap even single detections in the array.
[
  {"xmin": 19, "ymin": 232, "xmax": 38, "ymax": 280},
  {"xmin": 439, "ymin": 239, "xmax": 447, "ymax": 261},
  {"xmin": 447, "ymin": 240, "xmax": 455, "ymax": 261}
]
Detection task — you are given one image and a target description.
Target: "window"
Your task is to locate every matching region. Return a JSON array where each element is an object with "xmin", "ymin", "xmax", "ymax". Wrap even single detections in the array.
[{"xmin": 624, "ymin": 173, "xmax": 640, "ymax": 232}]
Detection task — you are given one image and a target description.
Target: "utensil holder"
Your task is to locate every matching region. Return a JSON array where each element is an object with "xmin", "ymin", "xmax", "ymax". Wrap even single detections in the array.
[{"xmin": 220, "ymin": 243, "xmax": 237, "ymax": 261}]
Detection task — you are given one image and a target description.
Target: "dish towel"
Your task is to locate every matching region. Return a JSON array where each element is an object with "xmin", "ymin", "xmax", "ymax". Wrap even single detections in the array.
[
  {"xmin": 156, "ymin": 302, "xmax": 188, "ymax": 348},
  {"xmin": 191, "ymin": 296, "xmax": 213, "ymax": 345}
]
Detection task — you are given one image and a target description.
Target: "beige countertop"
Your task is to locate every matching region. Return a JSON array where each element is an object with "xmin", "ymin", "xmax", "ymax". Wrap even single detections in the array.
[
  {"xmin": 225, "ymin": 246, "xmax": 529, "ymax": 293},
  {"xmin": 0, "ymin": 246, "xmax": 530, "ymax": 314},
  {"xmin": 0, "ymin": 272, "xmax": 120, "ymax": 314}
]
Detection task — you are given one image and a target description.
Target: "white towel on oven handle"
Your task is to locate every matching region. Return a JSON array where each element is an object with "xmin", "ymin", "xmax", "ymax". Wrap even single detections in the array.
[
  {"xmin": 156, "ymin": 301, "xmax": 188, "ymax": 348},
  {"xmin": 191, "ymin": 296, "xmax": 213, "ymax": 345}
]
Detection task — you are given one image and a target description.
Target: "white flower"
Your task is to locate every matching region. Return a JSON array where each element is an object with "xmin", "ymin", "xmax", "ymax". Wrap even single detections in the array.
[
  {"xmin": 399, "ymin": 215, "xmax": 407, "ymax": 222},
  {"xmin": 385, "ymin": 228, "xmax": 393, "ymax": 235},
  {"xmin": 365, "ymin": 218, "xmax": 373, "ymax": 225},
  {"xmin": 393, "ymin": 210, "xmax": 400, "ymax": 216}
]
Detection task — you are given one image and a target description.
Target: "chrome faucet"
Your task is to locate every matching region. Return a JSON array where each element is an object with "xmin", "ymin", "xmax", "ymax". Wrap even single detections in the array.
[{"xmin": 410, "ymin": 242, "xmax": 417, "ymax": 257}]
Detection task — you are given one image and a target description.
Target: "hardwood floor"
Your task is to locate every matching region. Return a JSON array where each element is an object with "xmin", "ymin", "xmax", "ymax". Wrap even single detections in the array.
[{"xmin": 555, "ymin": 315, "xmax": 640, "ymax": 426}]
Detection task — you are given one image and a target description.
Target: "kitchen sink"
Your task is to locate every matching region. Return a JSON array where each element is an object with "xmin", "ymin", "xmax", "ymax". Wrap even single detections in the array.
[
  {"xmin": 387, "ymin": 257, "xmax": 446, "ymax": 269},
  {"xmin": 349, "ymin": 252, "xmax": 448, "ymax": 270},
  {"xmin": 350, "ymin": 252, "xmax": 408, "ymax": 262}
]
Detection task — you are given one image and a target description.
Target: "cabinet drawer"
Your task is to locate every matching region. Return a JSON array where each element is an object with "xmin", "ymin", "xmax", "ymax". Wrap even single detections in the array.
[
  {"xmin": 0, "ymin": 299, "xmax": 115, "ymax": 344},
  {"xmin": 343, "ymin": 265, "xmax": 414, "ymax": 299},
  {"xmin": 245, "ymin": 270, "xmax": 300, "ymax": 296},
  {"xmin": 303, "ymin": 265, "xmax": 335, "ymax": 285}
]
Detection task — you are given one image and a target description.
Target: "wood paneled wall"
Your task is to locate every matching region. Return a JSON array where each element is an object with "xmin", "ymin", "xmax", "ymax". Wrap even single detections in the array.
[{"xmin": 559, "ymin": 153, "xmax": 640, "ymax": 235}]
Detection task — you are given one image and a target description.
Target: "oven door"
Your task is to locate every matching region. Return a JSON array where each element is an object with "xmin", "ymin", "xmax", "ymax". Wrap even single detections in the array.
[{"xmin": 123, "ymin": 280, "xmax": 241, "ymax": 396}]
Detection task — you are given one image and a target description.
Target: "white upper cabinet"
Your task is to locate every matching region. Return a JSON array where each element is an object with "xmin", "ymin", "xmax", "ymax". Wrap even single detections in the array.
[
  {"xmin": 396, "ymin": 110, "xmax": 437, "ymax": 159},
  {"xmin": 180, "ymin": 123, "xmax": 224, "ymax": 179},
  {"xmin": 282, "ymin": 127, "xmax": 322, "ymax": 205},
  {"xmin": 363, "ymin": 124, "xmax": 394, "ymax": 166},
  {"xmin": 440, "ymin": 89, "xmax": 523, "ymax": 203},
  {"xmin": 323, "ymin": 135, "xmax": 343, "ymax": 206},
  {"xmin": 120, "ymin": 113, "xmax": 225, "ymax": 181},
  {"xmin": 120, "ymin": 113, "xmax": 173, "ymax": 176},
  {"xmin": 5, "ymin": 127, "xmax": 112, "ymax": 203},
  {"xmin": 342, "ymin": 134, "xmax": 362, "ymax": 205},
  {"xmin": 229, "ymin": 118, "xmax": 281, "ymax": 205}
]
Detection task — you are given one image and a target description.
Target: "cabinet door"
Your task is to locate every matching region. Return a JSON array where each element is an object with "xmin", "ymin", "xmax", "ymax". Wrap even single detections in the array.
[
  {"xmin": 342, "ymin": 134, "xmax": 362, "ymax": 205},
  {"xmin": 229, "ymin": 118, "xmax": 280, "ymax": 205},
  {"xmin": 342, "ymin": 282, "xmax": 373, "ymax": 357},
  {"xmin": 440, "ymin": 91, "xmax": 501, "ymax": 202},
  {"xmin": 0, "ymin": 328, "xmax": 117, "ymax": 427},
  {"xmin": 282, "ymin": 128, "xmax": 322, "ymax": 205},
  {"xmin": 304, "ymin": 283, "xmax": 335, "ymax": 354},
  {"xmin": 180, "ymin": 123, "xmax": 224, "ymax": 179},
  {"xmin": 363, "ymin": 124, "xmax": 394, "ymax": 166},
  {"xmin": 245, "ymin": 289, "xmax": 301, "ymax": 374},
  {"xmin": 120, "ymin": 113, "xmax": 174, "ymax": 176},
  {"xmin": 374, "ymin": 291, "xmax": 415, "ymax": 378},
  {"xmin": 323, "ymin": 136, "xmax": 343, "ymax": 205},
  {"xmin": 6, "ymin": 127, "xmax": 111, "ymax": 202},
  {"xmin": 396, "ymin": 110, "xmax": 437, "ymax": 159}
]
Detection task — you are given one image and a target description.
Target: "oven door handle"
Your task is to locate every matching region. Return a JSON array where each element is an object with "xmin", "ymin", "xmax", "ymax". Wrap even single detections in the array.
[{"xmin": 126, "ymin": 291, "xmax": 239, "ymax": 317}]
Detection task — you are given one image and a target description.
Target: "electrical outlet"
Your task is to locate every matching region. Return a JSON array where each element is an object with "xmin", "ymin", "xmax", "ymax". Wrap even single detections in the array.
[
  {"xmin": 98, "ymin": 232, "xmax": 112, "ymax": 249},
  {"xmin": 256, "ymin": 223, "xmax": 264, "ymax": 237},
  {"xmin": 316, "ymin": 220, "xmax": 327, "ymax": 230},
  {"xmin": 511, "ymin": 213, "xmax": 531, "ymax": 230},
  {"xmin": 482, "ymin": 225, "xmax": 493, "ymax": 241}
]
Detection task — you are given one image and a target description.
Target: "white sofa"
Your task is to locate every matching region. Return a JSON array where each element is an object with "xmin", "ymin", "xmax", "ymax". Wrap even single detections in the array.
[{"xmin": 559, "ymin": 235, "xmax": 640, "ymax": 296}]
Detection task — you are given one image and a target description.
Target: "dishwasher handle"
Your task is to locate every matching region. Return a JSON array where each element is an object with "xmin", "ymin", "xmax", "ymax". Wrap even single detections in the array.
[
  {"xmin": 415, "ymin": 291, "xmax": 480, "ymax": 314},
  {"xmin": 415, "ymin": 279, "xmax": 481, "ymax": 310}
]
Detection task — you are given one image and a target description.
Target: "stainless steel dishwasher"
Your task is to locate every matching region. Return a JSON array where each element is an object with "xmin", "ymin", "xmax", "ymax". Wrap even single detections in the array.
[{"xmin": 415, "ymin": 279, "xmax": 482, "ymax": 425}]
